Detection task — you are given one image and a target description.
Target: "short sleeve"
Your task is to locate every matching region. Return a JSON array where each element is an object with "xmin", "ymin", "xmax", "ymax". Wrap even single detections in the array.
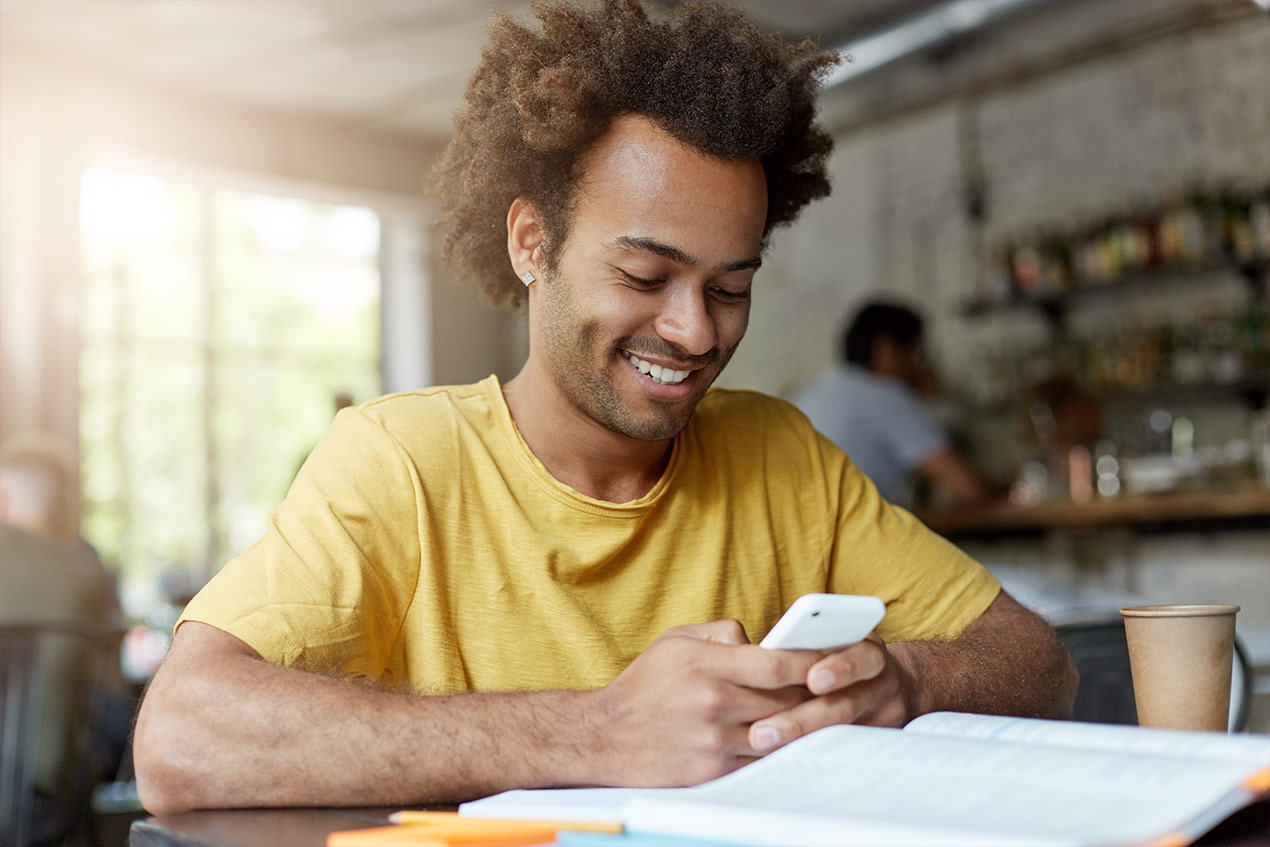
[
  {"xmin": 816, "ymin": 433, "xmax": 999, "ymax": 642},
  {"xmin": 178, "ymin": 408, "xmax": 423, "ymax": 679}
]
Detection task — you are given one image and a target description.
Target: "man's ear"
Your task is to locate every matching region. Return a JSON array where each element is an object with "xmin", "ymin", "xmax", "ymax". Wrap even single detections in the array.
[{"xmin": 507, "ymin": 198, "xmax": 544, "ymax": 282}]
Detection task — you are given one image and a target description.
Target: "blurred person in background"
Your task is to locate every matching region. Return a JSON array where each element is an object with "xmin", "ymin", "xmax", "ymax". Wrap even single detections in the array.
[
  {"xmin": 794, "ymin": 301, "xmax": 989, "ymax": 508},
  {"xmin": 0, "ymin": 434, "xmax": 128, "ymax": 844}
]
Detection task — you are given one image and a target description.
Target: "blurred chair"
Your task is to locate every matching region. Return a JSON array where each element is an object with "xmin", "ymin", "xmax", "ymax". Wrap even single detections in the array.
[
  {"xmin": 0, "ymin": 622, "xmax": 118, "ymax": 847},
  {"xmin": 1056, "ymin": 615, "xmax": 1252, "ymax": 731}
]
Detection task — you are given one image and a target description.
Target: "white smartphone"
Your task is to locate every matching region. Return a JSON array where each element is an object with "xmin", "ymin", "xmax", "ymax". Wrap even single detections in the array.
[{"xmin": 759, "ymin": 593, "xmax": 886, "ymax": 651}]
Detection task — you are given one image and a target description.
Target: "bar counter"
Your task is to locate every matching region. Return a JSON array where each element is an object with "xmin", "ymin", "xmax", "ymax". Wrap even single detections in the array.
[{"xmin": 919, "ymin": 483, "xmax": 1270, "ymax": 538}]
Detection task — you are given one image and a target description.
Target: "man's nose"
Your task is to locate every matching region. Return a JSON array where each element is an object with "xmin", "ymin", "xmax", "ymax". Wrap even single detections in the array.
[{"xmin": 654, "ymin": 285, "xmax": 717, "ymax": 357}]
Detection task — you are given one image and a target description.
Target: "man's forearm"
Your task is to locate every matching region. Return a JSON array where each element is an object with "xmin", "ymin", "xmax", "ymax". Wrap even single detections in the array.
[
  {"xmin": 888, "ymin": 592, "xmax": 1078, "ymax": 720},
  {"xmin": 134, "ymin": 623, "xmax": 601, "ymax": 813},
  {"xmin": 135, "ymin": 619, "xmax": 826, "ymax": 813}
]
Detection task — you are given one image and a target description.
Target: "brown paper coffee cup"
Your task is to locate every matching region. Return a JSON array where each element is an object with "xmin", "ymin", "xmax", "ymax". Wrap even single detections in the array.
[{"xmin": 1120, "ymin": 604, "xmax": 1239, "ymax": 732}]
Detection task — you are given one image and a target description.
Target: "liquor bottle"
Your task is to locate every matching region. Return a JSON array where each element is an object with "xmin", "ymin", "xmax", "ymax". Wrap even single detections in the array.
[
  {"xmin": 1199, "ymin": 186, "xmax": 1226, "ymax": 263},
  {"xmin": 1158, "ymin": 193, "xmax": 1185, "ymax": 265},
  {"xmin": 1226, "ymin": 191, "xmax": 1256, "ymax": 265},
  {"xmin": 1075, "ymin": 224, "xmax": 1101, "ymax": 285},
  {"xmin": 1179, "ymin": 189, "xmax": 1208, "ymax": 263},
  {"xmin": 1012, "ymin": 242, "xmax": 1042, "ymax": 295},
  {"xmin": 1250, "ymin": 187, "xmax": 1270, "ymax": 260},
  {"xmin": 1040, "ymin": 236, "xmax": 1072, "ymax": 296}
]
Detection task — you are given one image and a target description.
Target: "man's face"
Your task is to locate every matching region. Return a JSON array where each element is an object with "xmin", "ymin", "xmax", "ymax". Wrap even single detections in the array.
[{"xmin": 529, "ymin": 115, "xmax": 767, "ymax": 441}]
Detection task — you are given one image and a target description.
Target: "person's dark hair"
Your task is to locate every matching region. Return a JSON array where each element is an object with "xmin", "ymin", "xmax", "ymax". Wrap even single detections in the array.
[
  {"xmin": 430, "ymin": 0, "xmax": 838, "ymax": 307},
  {"xmin": 843, "ymin": 302, "xmax": 924, "ymax": 366}
]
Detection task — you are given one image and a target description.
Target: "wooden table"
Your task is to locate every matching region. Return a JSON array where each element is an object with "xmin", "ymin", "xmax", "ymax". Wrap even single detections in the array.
[
  {"xmin": 130, "ymin": 801, "xmax": 1270, "ymax": 847},
  {"xmin": 130, "ymin": 807, "xmax": 402, "ymax": 847}
]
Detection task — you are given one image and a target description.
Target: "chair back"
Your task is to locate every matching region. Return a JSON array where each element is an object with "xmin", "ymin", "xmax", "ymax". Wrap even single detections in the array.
[{"xmin": 0, "ymin": 622, "xmax": 116, "ymax": 847}]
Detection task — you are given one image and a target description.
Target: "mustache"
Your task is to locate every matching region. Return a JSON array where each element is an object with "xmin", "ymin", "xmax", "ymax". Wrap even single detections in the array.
[{"xmin": 616, "ymin": 336, "xmax": 721, "ymax": 369}]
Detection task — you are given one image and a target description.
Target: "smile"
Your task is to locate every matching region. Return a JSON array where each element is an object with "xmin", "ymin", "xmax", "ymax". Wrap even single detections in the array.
[{"xmin": 624, "ymin": 352, "xmax": 692, "ymax": 386}]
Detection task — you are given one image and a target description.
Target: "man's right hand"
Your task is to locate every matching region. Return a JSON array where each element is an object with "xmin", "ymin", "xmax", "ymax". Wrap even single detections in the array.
[{"xmin": 586, "ymin": 620, "xmax": 820, "ymax": 787}]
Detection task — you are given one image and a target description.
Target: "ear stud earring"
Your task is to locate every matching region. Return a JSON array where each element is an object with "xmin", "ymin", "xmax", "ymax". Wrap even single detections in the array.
[{"xmin": 521, "ymin": 270, "xmax": 536, "ymax": 285}]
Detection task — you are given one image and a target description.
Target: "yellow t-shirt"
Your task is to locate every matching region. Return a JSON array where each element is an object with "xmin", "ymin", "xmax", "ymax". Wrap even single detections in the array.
[{"xmin": 180, "ymin": 376, "xmax": 999, "ymax": 694}]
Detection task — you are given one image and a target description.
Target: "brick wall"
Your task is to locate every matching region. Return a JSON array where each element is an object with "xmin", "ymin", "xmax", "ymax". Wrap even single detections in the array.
[{"xmin": 723, "ymin": 14, "xmax": 1270, "ymax": 401}]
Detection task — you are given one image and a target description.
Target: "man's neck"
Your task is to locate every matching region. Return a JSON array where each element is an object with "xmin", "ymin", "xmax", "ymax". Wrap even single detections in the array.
[{"xmin": 501, "ymin": 365, "xmax": 673, "ymax": 504}]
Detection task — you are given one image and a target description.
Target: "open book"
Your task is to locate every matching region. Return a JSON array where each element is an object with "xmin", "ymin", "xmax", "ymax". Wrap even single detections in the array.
[{"xmin": 459, "ymin": 712, "xmax": 1270, "ymax": 847}]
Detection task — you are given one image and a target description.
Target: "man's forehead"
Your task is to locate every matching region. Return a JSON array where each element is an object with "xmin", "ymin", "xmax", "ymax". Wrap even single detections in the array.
[
  {"xmin": 578, "ymin": 115, "xmax": 762, "ymax": 193},
  {"xmin": 567, "ymin": 115, "xmax": 768, "ymax": 257}
]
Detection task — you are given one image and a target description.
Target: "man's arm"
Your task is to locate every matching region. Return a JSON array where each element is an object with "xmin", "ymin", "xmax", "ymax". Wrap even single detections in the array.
[
  {"xmin": 746, "ymin": 591, "xmax": 1078, "ymax": 753},
  {"xmin": 133, "ymin": 620, "xmax": 820, "ymax": 812},
  {"xmin": 888, "ymin": 590, "xmax": 1078, "ymax": 718}
]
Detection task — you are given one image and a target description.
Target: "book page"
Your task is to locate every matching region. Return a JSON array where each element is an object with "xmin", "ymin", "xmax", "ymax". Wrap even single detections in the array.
[
  {"xmin": 907, "ymin": 711, "xmax": 1270, "ymax": 769},
  {"xmin": 459, "ymin": 787, "xmax": 680, "ymax": 822},
  {"xmin": 621, "ymin": 724, "xmax": 1260, "ymax": 846}
]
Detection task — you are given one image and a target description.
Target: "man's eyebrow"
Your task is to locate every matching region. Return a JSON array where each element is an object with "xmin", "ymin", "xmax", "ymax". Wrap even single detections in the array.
[{"xmin": 609, "ymin": 236, "xmax": 762, "ymax": 273}]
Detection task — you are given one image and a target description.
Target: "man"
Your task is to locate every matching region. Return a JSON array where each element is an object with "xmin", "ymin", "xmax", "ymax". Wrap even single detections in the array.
[
  {"xmin": 795, "ymin": 302, "xmax": 989, "ymax": 506},
  {"xmin": 134, "ymin": 1, "xmax": 1075, "ymax": 813}
]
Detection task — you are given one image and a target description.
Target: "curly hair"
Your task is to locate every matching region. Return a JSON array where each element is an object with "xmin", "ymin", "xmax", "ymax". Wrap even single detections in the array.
[{"xmin": 429, "ymin": 0, "xmax": 839, "ymax": 307}]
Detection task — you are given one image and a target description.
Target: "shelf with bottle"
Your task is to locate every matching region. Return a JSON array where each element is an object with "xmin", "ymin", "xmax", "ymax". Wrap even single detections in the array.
[
  {"xmin": 1071, "ymin": 308, "xmax": 1269, "ymax": 406},
  {"xmin": 963, "ymin": 184, "xmax": 1270, "ymax": 320},
  {"xmin": 965, "ymin": 305, "xmax": 1270, "ymax": 414}
]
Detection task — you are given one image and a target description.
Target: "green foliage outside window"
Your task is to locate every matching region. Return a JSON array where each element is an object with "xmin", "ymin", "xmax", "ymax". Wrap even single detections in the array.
[{"xmin": 79, "ymin": 168, "xmax": 381, "ymax": 617}]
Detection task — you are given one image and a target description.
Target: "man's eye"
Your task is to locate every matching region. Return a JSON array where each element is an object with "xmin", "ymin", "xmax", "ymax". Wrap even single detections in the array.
[
  {"xmin": 618, "ymin": 269, "xmax": 663, "ymax": 287},
  {"xmin": 711, "ymin": 287, "xmax": 750, "ymax": 302}
]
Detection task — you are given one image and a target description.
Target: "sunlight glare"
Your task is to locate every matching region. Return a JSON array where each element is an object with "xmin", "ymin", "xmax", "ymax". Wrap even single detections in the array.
[
  {"xmin": 323, "ymin": 206, "xmax": 380, "ymax": 262},
  {"xmin": 80, "ymin": 167, "xmax": 179, "ymax": 245},
  {"xmin": 248, "ymin": 195, "xmax": 310, "ymax": 254}
]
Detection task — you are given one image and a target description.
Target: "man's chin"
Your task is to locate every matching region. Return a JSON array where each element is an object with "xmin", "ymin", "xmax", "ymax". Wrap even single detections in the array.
[{"xmin": 613, "ymin": 396, "xmax": 705, "ymax": 441}]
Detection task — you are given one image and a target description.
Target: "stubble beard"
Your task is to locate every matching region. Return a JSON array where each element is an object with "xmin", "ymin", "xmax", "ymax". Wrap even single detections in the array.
[{"xmin": 538, "ymin": 274, "xmax": 737, "ymax": 442}]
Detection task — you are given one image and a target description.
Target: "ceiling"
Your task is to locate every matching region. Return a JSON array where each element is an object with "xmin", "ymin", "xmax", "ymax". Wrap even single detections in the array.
[{"xmin": 0, "ymin": 0, "xmax": 942, "ymax": 145}]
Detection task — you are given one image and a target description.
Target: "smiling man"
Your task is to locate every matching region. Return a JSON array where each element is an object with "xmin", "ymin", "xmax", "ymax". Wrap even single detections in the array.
[
  {"xmin": 501, "ymin": 115, "xmax": 766, "ymax": 501},
  {"xmin": 134, "ymin": 1, "xmax": 1076, "ymax": 812}
]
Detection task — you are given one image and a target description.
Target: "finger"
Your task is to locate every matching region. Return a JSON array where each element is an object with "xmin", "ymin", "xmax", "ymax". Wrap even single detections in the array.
[
  {"xmin": 806, "ymin": 637, "xmax": 887, "ymax": 695},
  {"xmin": 661, "ymin": 618, "xmax": 750, "ymax": 646},
  {"xmin": 722, "ymin": 680, "xmax": 812, "ymax": 725},
  {"xmin": 651, "ymin": 634, "xmax": 821, "ymax": 693},
  {"xmin": 710, "ymin": 643, "xmax": 823, "ymax": 690},
  {"xmin": 748, "ymin": 674, "xmax": 898, "ymax": 753}
]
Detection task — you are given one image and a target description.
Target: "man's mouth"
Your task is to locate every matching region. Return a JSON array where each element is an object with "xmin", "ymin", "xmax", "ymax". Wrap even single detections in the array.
[{"xmin": 624, "ymin": 352, "xmax": 693, "ymax": 386}]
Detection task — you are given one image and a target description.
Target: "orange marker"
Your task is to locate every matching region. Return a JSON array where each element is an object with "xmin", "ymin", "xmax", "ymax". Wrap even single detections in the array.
[
  {"xmin": 389, "ymin": 810, "xmax": 623, "ymax": 834},
  {"xmin": 1242, "ymin": 767, "xmax": 1270, "ymax": 794},
  {"xmin": 328, "ymin": 817, "xmax": 560, "ymax": 847}
]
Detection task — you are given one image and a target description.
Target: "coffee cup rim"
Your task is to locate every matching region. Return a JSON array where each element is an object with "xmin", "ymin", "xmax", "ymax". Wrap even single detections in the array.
[{"xmin": 1120, "ymin": 604, "xmax": 1240, "ymax": 618}]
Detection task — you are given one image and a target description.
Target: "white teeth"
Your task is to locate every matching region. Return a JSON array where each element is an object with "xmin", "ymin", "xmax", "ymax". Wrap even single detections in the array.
[{"xmin": 625, "ymin": 352, "xmax": 689, "ymax": 386}]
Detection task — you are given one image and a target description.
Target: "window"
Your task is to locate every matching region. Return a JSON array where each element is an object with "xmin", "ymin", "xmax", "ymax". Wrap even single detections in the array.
[{"xmin": 78, "ymin": 167, "xmax": 381, "ymax": 616}]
